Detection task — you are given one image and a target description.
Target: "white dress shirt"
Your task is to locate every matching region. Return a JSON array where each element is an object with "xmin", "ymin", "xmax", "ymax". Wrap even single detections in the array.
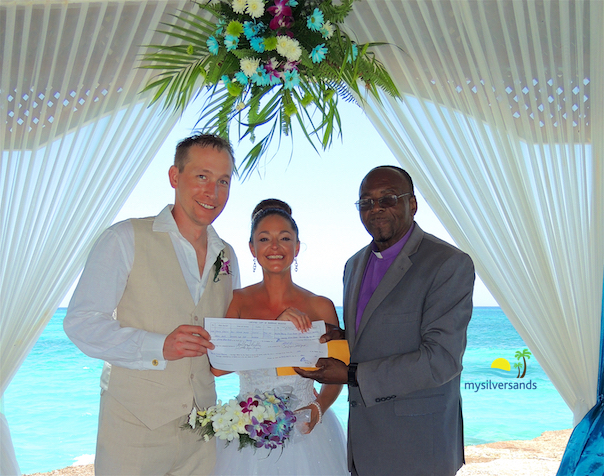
[{"xmin": 64, "ymin": 205, "xmax": 240, "ymax": 372}]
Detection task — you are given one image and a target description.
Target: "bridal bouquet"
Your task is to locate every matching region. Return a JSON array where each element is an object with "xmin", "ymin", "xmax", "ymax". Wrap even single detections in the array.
[
  {"xmin": 187, "ymin": 390, "xmax": 297, "ymax": 450},
  {"xmin": 141, "ymin": 0, "xmax": 399, "ymax": 178}
]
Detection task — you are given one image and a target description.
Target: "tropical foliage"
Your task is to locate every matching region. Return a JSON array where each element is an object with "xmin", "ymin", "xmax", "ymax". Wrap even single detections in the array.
[{"xmin": 141, "ymin": 0, "xmax": 400, "ymax": 178}]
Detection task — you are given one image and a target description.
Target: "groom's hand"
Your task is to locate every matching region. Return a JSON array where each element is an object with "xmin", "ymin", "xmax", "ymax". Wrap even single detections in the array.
[
  {"xmin": 163, "ymin": 325, "xmax": 215, "ymax": 360},
  {"xmin": 295, "ymin": 357, "xmax": 348, "ymax": 384}
]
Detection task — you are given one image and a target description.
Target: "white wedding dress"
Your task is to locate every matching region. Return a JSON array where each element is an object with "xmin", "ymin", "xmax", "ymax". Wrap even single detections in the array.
[{"xmin": 212, "ymin": 369, "xmax": 349, "ymax": 476}]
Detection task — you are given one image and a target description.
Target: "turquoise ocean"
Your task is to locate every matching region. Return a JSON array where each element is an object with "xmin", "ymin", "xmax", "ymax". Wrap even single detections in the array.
[{"xmin": 4, "ymin": 307, "xmax": 573, "ymax": 474}]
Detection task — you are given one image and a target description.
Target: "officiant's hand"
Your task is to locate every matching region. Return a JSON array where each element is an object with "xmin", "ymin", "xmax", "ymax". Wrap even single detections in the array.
[
  {"xmin": 163, "ymin": 325, "xmax": 215, "ymax": 360},
  {"xmin": 319, "ymin": 323, "xmax": 345, "ymax": 343},
  {"xmin": 294, "ymin": 357, "xmax": 347, "ymax": 384}
]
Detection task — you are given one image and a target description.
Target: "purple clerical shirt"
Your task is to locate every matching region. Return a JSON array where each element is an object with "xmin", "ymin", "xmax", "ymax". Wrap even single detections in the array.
[{"xmin": 355, "ymin": 224, "xmax": 415, "ymax": 332}]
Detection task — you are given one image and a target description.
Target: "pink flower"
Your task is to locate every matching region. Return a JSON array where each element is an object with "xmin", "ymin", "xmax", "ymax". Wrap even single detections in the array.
[
  {"xmin": 264, "ymin": 57, "xmax": 283, "ymax": 83},
  {"xmin": 283, "ymin": 60, "xmax": 299, "ymax": 72},
  {"xmin": 220, "ymin": 259, "xmax": 230, "ymax": 274},
  {"xmin": 267, "ymin": 0, "xmax": 293, "ymax": 30},
  {"xmin": 240, "ymin": 397, "xmax": 260, "ymax": 413},
  {"xmin": 269, "ymin": 15, "xmax": 293, "ymax": 30},
  {"xmin": 267, "ymin": 0, "xmax": 292, "ymax": 19}
]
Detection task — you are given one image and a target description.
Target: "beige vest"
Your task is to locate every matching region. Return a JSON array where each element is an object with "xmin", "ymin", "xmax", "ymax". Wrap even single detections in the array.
[{"xmin": 106, "ymin": 217, "xmax": 234, "ymax": 430}]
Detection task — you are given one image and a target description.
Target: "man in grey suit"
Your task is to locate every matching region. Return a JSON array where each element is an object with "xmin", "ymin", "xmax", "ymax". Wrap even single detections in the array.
[{"xmin": 297, "ymin": 166, "xmax": 475, "ymax": 475}]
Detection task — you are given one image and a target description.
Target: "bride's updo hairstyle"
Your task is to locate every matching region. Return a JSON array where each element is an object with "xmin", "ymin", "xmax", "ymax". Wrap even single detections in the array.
[{"xmin": 250, "ymin": 199, "xmax": 299, "ymax": 243}]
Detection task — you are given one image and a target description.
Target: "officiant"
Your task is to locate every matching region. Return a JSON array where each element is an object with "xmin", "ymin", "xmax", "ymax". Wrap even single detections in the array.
[{"xmin": 297, "ymin": 165, "xmax": 475, "ymax": 475}]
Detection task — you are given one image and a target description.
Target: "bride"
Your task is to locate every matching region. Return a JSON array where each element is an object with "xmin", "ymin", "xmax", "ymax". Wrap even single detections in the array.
[{"xmin": 211, "ymin": 199, "xmax": 349, "ymax": 476}]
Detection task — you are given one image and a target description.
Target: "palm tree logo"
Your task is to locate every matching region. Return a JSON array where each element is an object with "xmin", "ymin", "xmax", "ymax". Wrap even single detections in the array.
[{"xmin": 514, "ymin": 348, "xmax": 532, "ymax": 378}]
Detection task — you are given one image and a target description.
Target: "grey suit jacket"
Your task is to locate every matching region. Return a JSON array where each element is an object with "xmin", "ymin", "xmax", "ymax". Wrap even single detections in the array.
[{"xmin": 344, "ymin": 223, "xmax": 475, "ymax": 476}]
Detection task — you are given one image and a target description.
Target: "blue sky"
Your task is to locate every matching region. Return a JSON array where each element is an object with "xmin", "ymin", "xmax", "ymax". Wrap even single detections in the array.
[{"xmin": 63, "ymin": 97, "xmax": 496, "ymax": 307}]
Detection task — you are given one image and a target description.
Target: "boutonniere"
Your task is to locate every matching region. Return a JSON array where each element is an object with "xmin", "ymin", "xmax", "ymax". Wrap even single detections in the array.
[{"xmin": 213, "ymin": 250, "xmax": 231, "ymax": 282}]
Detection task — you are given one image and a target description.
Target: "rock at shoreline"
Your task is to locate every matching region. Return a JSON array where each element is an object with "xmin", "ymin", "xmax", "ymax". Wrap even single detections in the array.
[{"xmin": 26, "ymin": 429, "xmax": 572, "ymax": 476}]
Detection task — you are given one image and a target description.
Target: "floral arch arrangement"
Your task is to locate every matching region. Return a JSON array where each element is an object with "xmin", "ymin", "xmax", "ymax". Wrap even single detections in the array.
[{"xmin": 142, "ymin": 0, "xmax": 399, "ymax": 178}]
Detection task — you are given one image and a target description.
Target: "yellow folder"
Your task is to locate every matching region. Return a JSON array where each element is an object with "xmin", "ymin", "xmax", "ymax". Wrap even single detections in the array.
[{"xmin": 276, "ymin": 340, "xmax": 350, "ymax": 376}]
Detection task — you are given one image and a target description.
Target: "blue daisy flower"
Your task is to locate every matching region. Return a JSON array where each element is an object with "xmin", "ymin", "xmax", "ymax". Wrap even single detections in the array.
[
  {"xmin": 243, "ymin": 21, "xmax": 256, "ymax": 40},
  {"xmin": 215, "ymin": 19, "xmax": 226, "ymax": 36},
  {"xmin": 207, "ymin": 36, "xmax": 219, "ymax": 55},
  {"xmin": 221, "ymin": 75, "xmax": 231, "ymax": 85},
  {"xmin": 287, "ymin": 0, "xmax": 298, "ymax": 5},
  {"xmin": 252, "ymin": 66, "xmax": 270, "ymax": 86},
  {"xmin": 224, "ymin": 34, "xmax": 239, "ymax": 52},
  {"xmin": 243, "ymin": 21, "xmax": 265, "ymax": 39},
  {"xmin": 250, "ymin": 37, "xmax": 266, "ymax": 53},
  {"xmin": 234, "ymin": 71, "xmax": 249, "ymax": 84},
  {"xmin": 310, "ymin": 44, "xmax": 328, "ymax": 63},
  {"xmin": 283, "ymin": 70, "xmax": 300, "ymax": 90},
  {"xmin": 307, "ymin": 8, "xmax": 324, "ymax": 31},
  {"xmin": 268, "ymin": 73, "xmax": 281, "ymax": 86}
]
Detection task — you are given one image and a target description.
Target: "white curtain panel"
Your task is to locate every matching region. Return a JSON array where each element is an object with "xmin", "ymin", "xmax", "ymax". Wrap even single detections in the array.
[
  {"xmin": 345, "ymin": 0, "xmax": 603, "ymax": 425},
  {"xmin": 0, "ymin": 0, "xmax": 187, "ymax": 472}
]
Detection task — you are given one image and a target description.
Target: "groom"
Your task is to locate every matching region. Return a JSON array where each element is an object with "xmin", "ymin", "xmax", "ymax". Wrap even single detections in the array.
[
  {"xmin": 297, "ymin": 166, "xmax": 475, "ymax": 475},
  {"xmin": 64, "ymin": 134, "xmax": 240, "ymax": 475}
]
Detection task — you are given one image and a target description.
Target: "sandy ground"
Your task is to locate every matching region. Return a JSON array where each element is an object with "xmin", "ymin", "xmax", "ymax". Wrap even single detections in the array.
[{"xmin": 24, "ymin": 428, "xmax": 572, "ymax": 476}]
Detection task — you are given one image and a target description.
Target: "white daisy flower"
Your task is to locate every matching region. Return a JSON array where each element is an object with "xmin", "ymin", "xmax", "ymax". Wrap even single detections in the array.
[
  {"xmin": 232, "ymin": 0, "xmax": 247, "ymax": 14},
  {"xmin": 246, "ymin": 0, "xmax": 265, "ymax": 18},
  {"xmin": 321, "ymin": 21, "xmax": 335, "ymax": 39},
  {"xmin": 277, "ymin": 36, "xmax": 301, "ymax": 62},
  {"xmin": 276, "ymin": 36, "xmax": 293, "ymax": 59},
  {"xmin": 240, "ymin": 57, "xmax": 260, "ymax": 77},
  {"xmin": 285, "ymin": 39, "xmax": 302, "ymax": 62}
]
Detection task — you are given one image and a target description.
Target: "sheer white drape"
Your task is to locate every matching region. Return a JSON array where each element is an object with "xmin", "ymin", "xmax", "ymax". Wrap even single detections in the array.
[
  {"xmin": 1, "ymin": 1, "xmax": 186, "ymax": 473},
  {"xmin": 345, "ymin": 0, "xmax": 603, "ymax": 424}
]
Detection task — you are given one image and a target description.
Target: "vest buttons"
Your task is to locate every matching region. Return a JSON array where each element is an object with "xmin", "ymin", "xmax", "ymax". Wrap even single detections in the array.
[
  {"xmin": 152, "ymin": 359, "xmax": 159, "ymax": 366},
  {"xmin": 190, "ymin": 374, "xmax": 194, "ymax": 380},
  {"xmin": 194, "ymin": 316, "xmax": 199, "ymax": 322}
]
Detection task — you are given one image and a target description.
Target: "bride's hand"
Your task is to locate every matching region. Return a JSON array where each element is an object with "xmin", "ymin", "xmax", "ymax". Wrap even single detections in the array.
[
  {"xmin": 276, "ymin": 307, "xmax": 312, "ymax": 332},
  {"xmin": 296, "ymin": 403, "xmax": 322, "ymax": 433}
]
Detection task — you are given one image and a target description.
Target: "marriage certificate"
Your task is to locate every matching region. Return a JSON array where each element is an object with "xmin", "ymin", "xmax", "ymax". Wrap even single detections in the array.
[{"xmin": 205, "ymin": 318, "xmax": 328, "ymax": 371}]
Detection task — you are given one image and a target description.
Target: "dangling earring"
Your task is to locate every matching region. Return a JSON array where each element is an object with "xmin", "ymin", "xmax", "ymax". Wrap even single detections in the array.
[
  {"xmin": 294, "ymin": 258, "xmax": 298, "ymax": 272},
  {"xmin": 253, "ymin": 258, "xmax": 257, "ymax": 272}
]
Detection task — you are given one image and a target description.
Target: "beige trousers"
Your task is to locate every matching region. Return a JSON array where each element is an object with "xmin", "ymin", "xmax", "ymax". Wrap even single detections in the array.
[{"xmin": 95, "ymin": 391, "xmax": 215, "ymax": 476}]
